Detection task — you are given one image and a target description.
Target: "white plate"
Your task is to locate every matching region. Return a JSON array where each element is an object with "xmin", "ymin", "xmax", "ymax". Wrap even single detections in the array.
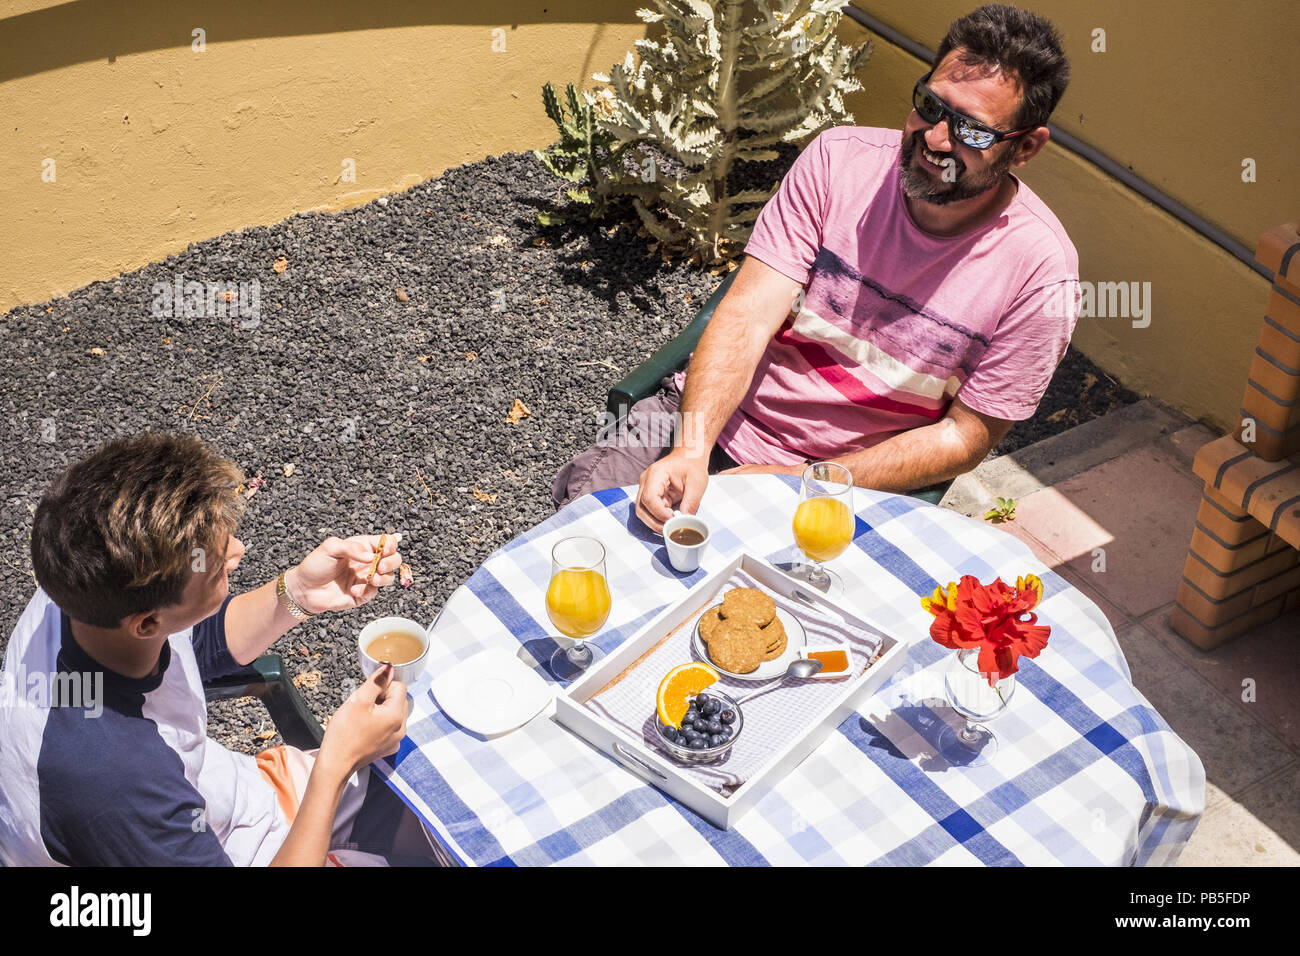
[
  {"xmin": 430, "ymin": 648, "xmax": 555, "ymax": 736},
  {"xmin": 691, "ymin": 604, "xmax": 807, "ymax": 681}
]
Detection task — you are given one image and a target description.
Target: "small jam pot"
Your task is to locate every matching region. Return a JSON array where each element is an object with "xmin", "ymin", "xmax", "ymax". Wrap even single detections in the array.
[{"xmin": 798, "ymin": 645, "xmax": 853, "ymax": 679}]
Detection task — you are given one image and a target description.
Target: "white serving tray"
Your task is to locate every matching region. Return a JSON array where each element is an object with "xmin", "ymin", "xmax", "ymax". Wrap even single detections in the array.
[{"xmin": 552, "ymin": 552, "xmax": 910, "ymax": 830}]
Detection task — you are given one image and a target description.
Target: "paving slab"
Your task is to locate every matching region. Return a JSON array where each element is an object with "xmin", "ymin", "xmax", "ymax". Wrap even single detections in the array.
[
  {"xmin": 1141, "ymin": 607, "xmax": 1300, "ymax": 754},
  {"xmin": 1012, "ymin": 445, "xmax": 1203, "ymax": 619},
  {"xmin": 976, "ymin": 400, "xmax": 1189, "ymax": 497},
  {"xmin": 983, "ymin": 509, "xmax": 1068, "ymax": 568},
  {"xmin": 1009, "ymin": 485, "xmax": 1113, "ymax": 564},
  {"xmin": 943, "ymin": 400, "xmax": 1192, "ymax": 517},
  {"xmin": 937, "ymin": 471, "xmax": 997, "ymax": 517},
  {"xmin": 1056, "ymin": 563, "xmax": 1136, "ymax": 634},
  {"xmin": 1114, "ymin": 622, "xmax": 1293, "ymax": 806},
  {"xmin": 1177, "ymin": 767, "xmax": 1300, "ymax": 866},
  {"xmin": 1160, "ymin": 423, "xmax": 1219, "ymax": 469}
]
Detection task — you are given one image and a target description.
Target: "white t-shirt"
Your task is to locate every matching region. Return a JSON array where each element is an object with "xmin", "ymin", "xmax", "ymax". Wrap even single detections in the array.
[{"xmin": 0, "ymin": 590, "xmax": 289, "ymax": 866}]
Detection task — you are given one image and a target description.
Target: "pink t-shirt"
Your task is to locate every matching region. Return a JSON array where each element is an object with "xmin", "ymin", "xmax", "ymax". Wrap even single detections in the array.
[{"xmin": 706, "ymin": 126, "xmax": 1080, "ymax": 466}]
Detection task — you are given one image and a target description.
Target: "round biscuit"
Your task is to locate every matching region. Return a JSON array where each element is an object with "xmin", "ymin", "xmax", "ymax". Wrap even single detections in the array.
[
  {"xmin": 697, "ymin": 606, "xmax": 727, "ymax": 644},
  {"xmin": 761, "ymin": 617, "xmax": 787, "ymax": 658},
  {"xmin": 706, "ymin": 620, "xmax": 765, "ymax": 674},
  {"xmin": 720, "ymin": 587, "xmax": 775, "ymax": 627}
]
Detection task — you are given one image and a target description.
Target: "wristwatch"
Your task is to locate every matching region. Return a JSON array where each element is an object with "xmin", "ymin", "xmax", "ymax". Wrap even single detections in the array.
[{"xmin": 276, "ymin": 570, "xmax": 312, "ymax": 621}]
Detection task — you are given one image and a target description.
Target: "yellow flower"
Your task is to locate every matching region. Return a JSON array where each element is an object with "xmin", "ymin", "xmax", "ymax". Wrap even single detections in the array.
[
  {"xmin": 920, "ymin": 580, "xmax": 959, "ymax": 616},
  {"xmin": 1015, "ymin": 574, "xmax": 1044, "ymax": 609}
]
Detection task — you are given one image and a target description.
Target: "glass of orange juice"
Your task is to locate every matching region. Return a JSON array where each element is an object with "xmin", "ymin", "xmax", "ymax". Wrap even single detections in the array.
[
  {"xmin": 791, "ymin": 462, "xmax": 855, "ymax": 595},
  {"xmin": 546, "ymin": 536, "xmax": 612, "ymax": 681}
]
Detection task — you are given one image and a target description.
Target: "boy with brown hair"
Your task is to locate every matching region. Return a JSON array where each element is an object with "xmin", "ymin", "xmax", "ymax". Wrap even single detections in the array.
[{"xmin": 0, "ymin": 432, "xmax": 437, "ymax": 866}]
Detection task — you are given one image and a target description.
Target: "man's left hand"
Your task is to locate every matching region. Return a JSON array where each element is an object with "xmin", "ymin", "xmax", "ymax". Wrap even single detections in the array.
[{"xmin": 286, "ymin": 534, "xmax": 403, "ymax": 614}]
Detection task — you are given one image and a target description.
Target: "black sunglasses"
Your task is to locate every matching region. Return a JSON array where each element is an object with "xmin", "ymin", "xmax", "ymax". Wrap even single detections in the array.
[{"xmin": 912, "ymin": 73, "xmax": 1036, "ymax": 150}]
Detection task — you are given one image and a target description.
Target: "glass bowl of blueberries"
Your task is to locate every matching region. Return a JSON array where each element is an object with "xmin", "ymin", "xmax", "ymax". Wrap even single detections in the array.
[{"xmin": 655, "ymin": 689, "xmax": 743, "ymax": 764}]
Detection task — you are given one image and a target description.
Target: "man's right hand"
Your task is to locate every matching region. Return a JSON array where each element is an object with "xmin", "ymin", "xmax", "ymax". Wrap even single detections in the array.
[
  {"xmin": 633, "ymin": 257, "xmax": 802, "ymax": 534},
  {"xmin": 319, "ymin": 664, "xmax": 408, "ymax": 776},
  {"xmin": 636, "ymin": 449, "xmax": 709, "ymax": 534}
]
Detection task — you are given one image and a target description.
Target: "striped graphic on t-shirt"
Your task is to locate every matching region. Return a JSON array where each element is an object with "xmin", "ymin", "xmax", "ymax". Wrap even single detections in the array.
[
  {"xmin": 807, "ymin": 245, "xmax": 991, "ymax": 379},
  {"xmin": 768, "ymin": 246, "xmax": 978, "ymax": 419},
  {"xmin": 774, "ymin": 322, "xmax": 948, "ymax": 420}
]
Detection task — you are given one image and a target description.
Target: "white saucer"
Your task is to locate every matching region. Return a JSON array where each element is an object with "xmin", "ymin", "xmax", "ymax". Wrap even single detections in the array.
[
  {"xmin": 691, "ymin": 604, "xmax": 807, "ymax": 681},
  {"xmin": 430, "ymin": 648, "xmax": 555, "ymax": 736}
]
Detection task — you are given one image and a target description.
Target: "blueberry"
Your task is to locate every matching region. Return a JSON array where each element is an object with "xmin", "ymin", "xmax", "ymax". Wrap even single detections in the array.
[
  {"xmin": 684, "ymin": 708, "xmax": 700, "ymax": 724},
  {"xmin": 701, "ymin": 698, "xmax": 720, "ymax": 717},
  {"xmin": 708, "ymin": 734, "xmax": 728, "ymax": 747},
  {"xmin": 706, "ymin": 718, "xmax": 723, "ymax": 735},
  {"xmin": 719, "ymin": 724, "xmax": 733, "ymax": 739},
  {"xmin": 693, "ymin": 717, "xmax": 711, "ymax": 733},
  {"xmin": 682, "ymin": 727, "xmax": 703, "ymax": 741},
  {"xmin": 662, "ymin": 725, "xmax": 680, "ymax": 742},
  {"xmin": 719, "ymin": 709, "xmax": 736, "ymax": 725},
  {"xmin": 688, "ymin": 738, "xmax": 709, "ymax": 750},
  {"xmin": 694, "ymin": 694, "xmax": 711, "ymax": 707}
]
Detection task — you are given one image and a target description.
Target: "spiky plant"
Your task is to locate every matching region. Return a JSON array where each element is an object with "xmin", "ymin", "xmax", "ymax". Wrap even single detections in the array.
[
  {"xmin": 536, "ymin": 0, "xmax": 872, "ymax": 265},
  {"xmin": 532, "ymin": 82, "xmax": 626, "ymax": 219}
]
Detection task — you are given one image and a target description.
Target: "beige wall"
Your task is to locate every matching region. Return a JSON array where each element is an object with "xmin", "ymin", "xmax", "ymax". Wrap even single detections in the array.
[
  {"xmin": 840, "ymin": 3, "xmax": 1298, "ymax": 431},
  {"xmin": 0, "ymin": 1, "xmax": 649, "ymax": 312},
  {"xmin": 3, "ymin": 1, "xmax": 1295, "ymax": 432}
]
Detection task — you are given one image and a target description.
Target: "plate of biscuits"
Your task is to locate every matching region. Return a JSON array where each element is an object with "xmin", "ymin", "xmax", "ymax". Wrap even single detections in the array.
[{"xmin": 691, "ymin": 587, "xmax": 806, "ymax": 681}]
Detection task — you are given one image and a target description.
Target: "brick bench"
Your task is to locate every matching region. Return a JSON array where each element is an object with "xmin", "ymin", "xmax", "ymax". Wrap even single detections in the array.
[{"xmin": 1171, "ymin": 222, "xmax": 1300, "ymax": 649}]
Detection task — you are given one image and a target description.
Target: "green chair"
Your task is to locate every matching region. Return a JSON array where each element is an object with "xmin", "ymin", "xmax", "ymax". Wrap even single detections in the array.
[
  {"xmin": 203, "ymin": 653, "xmax": 324, "ymax": 750},
  {"xmin": 607, "ymin": 270, "xmax": 740, "ymax": 422},
  {"xmin": 606, "ymin": 268, "xmax": 954, "ymax": 505}
]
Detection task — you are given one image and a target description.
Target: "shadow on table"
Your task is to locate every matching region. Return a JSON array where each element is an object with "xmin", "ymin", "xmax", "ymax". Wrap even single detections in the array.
[
  {"xmin": 519, "ymin": 637, "xmax": 567, "ymax": 683},
  {"xmin": 858, "ymin": 701, "xmax": 983, "ymax": 772}
]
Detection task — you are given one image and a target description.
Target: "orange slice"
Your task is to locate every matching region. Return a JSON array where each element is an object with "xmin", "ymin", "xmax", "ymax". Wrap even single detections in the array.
[{"xmin": 656, "ymin": 662, "xmax": 719, "ymax": 729}]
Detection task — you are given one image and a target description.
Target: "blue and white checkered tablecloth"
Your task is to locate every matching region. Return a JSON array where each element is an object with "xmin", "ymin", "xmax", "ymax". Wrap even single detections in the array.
[{"xmin": 374, "ymin": 475, "xmax": 1205, "ymax": 866}]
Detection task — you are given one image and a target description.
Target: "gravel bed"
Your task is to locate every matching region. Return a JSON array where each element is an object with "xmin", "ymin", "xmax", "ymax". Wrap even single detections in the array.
[{"xmin": 0, "ymin": 149, "xmax": 1135, "ymax": 754}]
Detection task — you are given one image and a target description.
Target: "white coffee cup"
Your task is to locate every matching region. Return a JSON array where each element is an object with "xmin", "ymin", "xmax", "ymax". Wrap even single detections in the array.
[
  {"xmin": 663, "ymin": 511, "xmax": 710, "ymax": 573},
  {"xmin": 358, "ymin": 616, "xmax": 430, "ymax": 686}
]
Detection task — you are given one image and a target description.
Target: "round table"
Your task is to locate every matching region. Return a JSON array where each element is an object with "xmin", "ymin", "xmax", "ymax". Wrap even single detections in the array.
[{"xmin": 376, "ymin": 475, "xmax": 1205, "ymax": 866}]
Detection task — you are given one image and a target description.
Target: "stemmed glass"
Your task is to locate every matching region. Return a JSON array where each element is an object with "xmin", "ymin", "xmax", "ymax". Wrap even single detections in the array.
[
  {"xmin": 936, "ymin": 647, "xmax": 1016, "ymax": 765},
  {"xmin": 790, "ymin": 461, "xmax": 855, "ymax": 596},
  {"xmin": 546, "ymin": 536, "xmax": 611, "ymax": 681}
]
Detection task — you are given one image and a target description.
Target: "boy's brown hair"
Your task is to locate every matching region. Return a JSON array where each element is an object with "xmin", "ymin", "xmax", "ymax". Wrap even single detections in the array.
[{"xmin": 31, "ymin": 433, "xmax": 245, "ymax": 627}]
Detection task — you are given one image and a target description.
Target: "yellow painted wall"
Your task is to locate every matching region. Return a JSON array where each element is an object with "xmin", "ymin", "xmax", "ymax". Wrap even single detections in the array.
[
  {"xmin": 839, "ymin": 4, "xmax": 1298, "ymax": 431},
  {"xmin": 0, "ymin": 1, "xmax": 649, "ymax": 312},
  {"xmin": 3, "ymin": 1, "xmax": 1295, "ymax": 432}
]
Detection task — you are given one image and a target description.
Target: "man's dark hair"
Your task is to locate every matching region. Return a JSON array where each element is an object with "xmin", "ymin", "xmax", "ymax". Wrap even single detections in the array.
[
  {"xmin": 31, "ymin": 433, "xmax": 244, "ymax": 627},
  {"xmin": 933, "ymin": 4, "xmax": 1070, "ymax": 129}
]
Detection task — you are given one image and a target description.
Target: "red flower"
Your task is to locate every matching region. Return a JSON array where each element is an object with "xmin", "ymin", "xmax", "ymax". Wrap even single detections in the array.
[{"xmin": 921, "ymin": 574, "xmax": 1050, "ymax": 685}]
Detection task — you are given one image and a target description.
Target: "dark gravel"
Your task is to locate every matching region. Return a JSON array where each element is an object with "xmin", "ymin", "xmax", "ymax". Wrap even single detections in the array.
[{"xmin": 0, "ymin": 149, "xmax": 1135, "ymax": 754}]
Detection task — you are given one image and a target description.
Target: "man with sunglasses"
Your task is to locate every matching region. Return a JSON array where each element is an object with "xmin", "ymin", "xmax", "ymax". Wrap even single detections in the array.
[{"xmin": 552, "ymin": 5, "xmax": 1078, "ymax": 533}]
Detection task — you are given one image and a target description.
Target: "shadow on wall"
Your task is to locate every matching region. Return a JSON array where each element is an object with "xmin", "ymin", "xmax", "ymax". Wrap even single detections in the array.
[{"xmin": 0, "ymin": 0, "xmax": 639, "ymax": 83}]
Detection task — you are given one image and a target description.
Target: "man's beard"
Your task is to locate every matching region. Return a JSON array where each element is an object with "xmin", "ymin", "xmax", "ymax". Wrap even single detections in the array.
[{"xmin": 898, "ymin": 130, "xmax": 1016, "ymax": 205}]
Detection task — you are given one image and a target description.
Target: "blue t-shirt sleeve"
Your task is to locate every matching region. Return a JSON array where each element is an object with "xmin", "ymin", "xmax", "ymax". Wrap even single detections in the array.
[{"xmin": 191, "ymin": 594, "xmax": 242, "ymax": 681}]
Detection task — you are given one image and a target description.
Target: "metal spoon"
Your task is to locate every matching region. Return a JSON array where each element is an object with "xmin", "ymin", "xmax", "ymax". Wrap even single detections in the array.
[{"xmin": 732, "ymin": 657, "xmax": 823, "ymax": 706}]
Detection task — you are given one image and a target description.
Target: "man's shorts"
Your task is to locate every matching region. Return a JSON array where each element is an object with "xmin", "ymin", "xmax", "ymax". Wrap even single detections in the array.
[{"xmin": 551, "ymin": 376, "xmax": 737, "ymax": 509}]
